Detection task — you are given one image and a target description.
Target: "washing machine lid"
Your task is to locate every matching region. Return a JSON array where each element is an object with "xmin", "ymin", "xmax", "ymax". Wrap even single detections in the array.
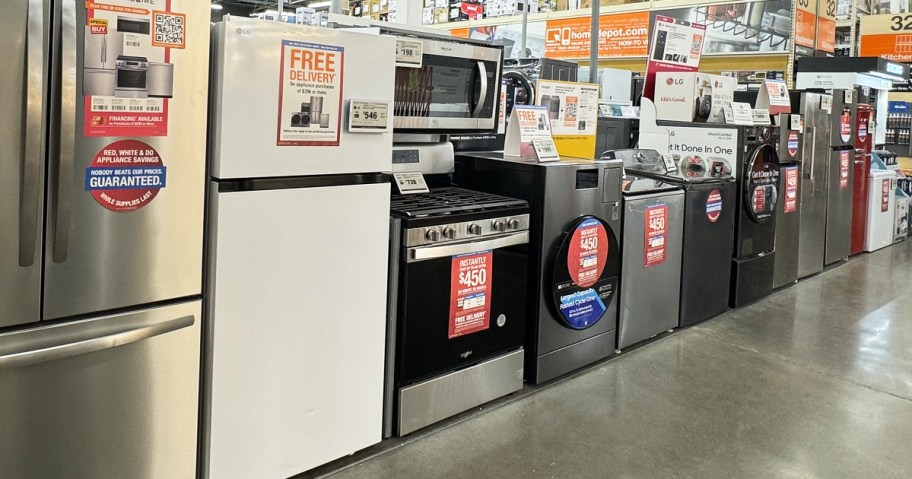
[
  {"xmin": 622, "ymin": 176, "xmax": 680, "ymax": 195},
  {"xmin": 608, "ymin": 149, "xmax": 733, "ymax": 183},
  {"xmin": 743, "ymin": 143, "xmax": 780, "ymax": 223},
  {"xmin": 548, "ymin": 216, "xmax": 620, "ymax": 330}
]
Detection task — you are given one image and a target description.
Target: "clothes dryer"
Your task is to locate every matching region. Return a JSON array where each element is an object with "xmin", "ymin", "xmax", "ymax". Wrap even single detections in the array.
[{"xmin": 454, "ymin": 153, "xmax": 623, "ymax": 384}]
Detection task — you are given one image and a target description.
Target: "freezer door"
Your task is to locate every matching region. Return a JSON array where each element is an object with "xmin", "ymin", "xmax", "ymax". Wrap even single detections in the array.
[
  {"xmin": 0, "ymin": 300, "xmax": 201, "ymax": 479},
  {"xmin": 205, "ymin": 182, "xmax": 390, "ymax": 478},
  {"xmin": 796, "ymin": 93, "xmax": 830, "ymax": 279},
  {"xmin": 825, "ymin": 149, "xmax": 854, "ymax": 264},
  {"xmin": 43, "ymin": 2, "xmax": 209, "ymax": 320},
  {"xmin": 0, "ymin": 0, "xmax": 47, "ymax": 328},
  {"xmin": 209, "ymin": 18, "xmax": 395, "ymax": 179}
]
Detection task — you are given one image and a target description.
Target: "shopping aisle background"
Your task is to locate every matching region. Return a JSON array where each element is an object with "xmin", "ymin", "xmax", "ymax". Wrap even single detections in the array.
[{"xmin": 315, "ymin": 241, "xmax": 912, "ymax": 479}]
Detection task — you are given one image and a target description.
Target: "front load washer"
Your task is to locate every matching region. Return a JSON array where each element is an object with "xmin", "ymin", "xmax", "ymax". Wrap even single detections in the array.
[{"xmin": 455, "ymin": 153, "xmax": 623, "ymax": 384}]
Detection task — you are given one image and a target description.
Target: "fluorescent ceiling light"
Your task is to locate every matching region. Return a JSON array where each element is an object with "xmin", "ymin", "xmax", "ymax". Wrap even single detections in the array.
[
  {"xmin": 211, "ymin": 3, "xmax": 223, "ymax": 10},
  {"xmin": 309, "ymin": 1, "xmax": 332, "ymax": 7}
]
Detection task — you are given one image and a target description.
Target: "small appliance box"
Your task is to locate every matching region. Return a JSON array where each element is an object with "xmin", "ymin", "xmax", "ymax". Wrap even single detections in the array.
[{"xmin": 654, "ymin": 72, "xmax": 734, "ymax": 123}]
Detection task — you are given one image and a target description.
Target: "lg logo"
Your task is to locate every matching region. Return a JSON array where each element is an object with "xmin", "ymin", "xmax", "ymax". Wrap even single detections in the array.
[{"xmin": 666, "ymin": 77, "xmax": 675, "ymax": 85}]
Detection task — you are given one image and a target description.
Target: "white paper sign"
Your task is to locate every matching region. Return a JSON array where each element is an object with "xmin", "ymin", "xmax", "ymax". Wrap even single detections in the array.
[
  {"xmin": 662, "ymin": 153, "xmax": 678, "ymax": 173},
  {"xmin": 728, "ymin": 102, "xmax": 755, "ymax": 125},
  {"xmin": 504, "ymin": 106, "xmax": 554, "ymax": 160},
  {"xmin": 535, "ymin": 80, "xmax": 599, "ymax": 136},
  {"xmin": 395, "ymin": 39, "xmax": 423, "ymax": 68},
  {"xmin": 756, "ymin": 80, "xmax": 791, "ymax": 115},
  {"xmin": 392, "ymin": 172, "xmax": 429, "ymax": 194},
  {"xmin": 348, "ymin": 99, "xmax": 391, "ymax": 132},
  {"xmin": 278, "ymin": 40, "xmax": 343, "ymax": 146},
  {"xmin": 621, "ymin": 106, "xmax": 639, "ymax": 118},
  {"xmin": 751, "ymin": 109, "xmax": 771, "ymax": 125},
  {"xmin": 640, "ymin": 125, "xmax": 739, "ymax": 177},
  {"xmin": 790, "ymin": 114, "xmax": 803, "ymax": 131},
  {"xmin": 532, "ymin": 138, "xmax": 560, "ymax": 162},
  {"xmin": 821, "ymin": 95, "xmax": 833, "ymax": 113}
]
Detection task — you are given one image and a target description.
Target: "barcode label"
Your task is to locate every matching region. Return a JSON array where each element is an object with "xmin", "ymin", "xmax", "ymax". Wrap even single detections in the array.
[
  {"xmin": 129, "ymin": 106, "xmax": 144, "ymax": 111},
  {"xmin": 112, "ymin": 105, "xmax": 126, "ymax": 111},
  {"xmin": 127, "ymin": 41, "xmax": 141, "ymax": 47},
  {"xmin": 147, "ymin": 106, "xmax": 161, "ymax": 112},
  {"xmin": 95, "ymin": 105, "xmax": 108, "ymax": 111}
]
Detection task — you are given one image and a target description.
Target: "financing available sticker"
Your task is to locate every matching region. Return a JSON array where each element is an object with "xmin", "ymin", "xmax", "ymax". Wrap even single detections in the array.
[
  {"xmin": 85, "ymin": 139, "xmax": 166, "ymax": 212},
  {"xmin": 277, "ymin": 40, "xmax": 344, "ymax": 146}
]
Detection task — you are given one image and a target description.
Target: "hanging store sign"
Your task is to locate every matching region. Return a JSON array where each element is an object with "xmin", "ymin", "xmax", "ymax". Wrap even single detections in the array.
[
  {"xmin": 860, "ymin": 13, "xmax": 912, "ymax": 62},
  {"xmin": 795, "ymin": 0, "xmax": 818, "ymax": 49},
  {"xmin": 642, "ymin": 16, "xmax": 705, "ymax": 101},
  {"xmin": 277, "ymin": 40, "xmax": 344, "ymax": 146},
  {"xmin": 449, "ymin": 251, "xmax": 493, "ymax": 339},
  {"xmin": 816, "ymin": 0, "xmax": 837, "ymax": 53},
  {"xmin": 544, "ymin": 12, "xmax": 649, "ymax": 59}
]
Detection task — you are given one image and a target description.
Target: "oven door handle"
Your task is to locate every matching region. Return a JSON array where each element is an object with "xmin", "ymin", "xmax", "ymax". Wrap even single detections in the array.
[
  {"xmin": 471, "ymin": 61, "xmax": 488, "ymax": 118},
  {"xmin": 407, "ymin": 231, "xmax": 529, "ymax": 263}
]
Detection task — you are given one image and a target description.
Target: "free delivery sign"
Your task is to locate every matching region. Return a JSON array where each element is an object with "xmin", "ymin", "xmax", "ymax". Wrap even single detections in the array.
[{"xmin": 277, "ymin": 40, "xmax": 344, "ymax": 146}]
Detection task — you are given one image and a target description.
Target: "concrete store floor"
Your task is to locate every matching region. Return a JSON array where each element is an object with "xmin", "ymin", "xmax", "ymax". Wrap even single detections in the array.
[{"xmin": 318, "ymin": 241, "xmax": 912, "ymax": 479}]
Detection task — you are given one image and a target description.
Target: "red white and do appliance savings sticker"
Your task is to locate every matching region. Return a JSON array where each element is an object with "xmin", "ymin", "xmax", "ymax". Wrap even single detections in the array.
[
  {"xmin": 705, "ymin": 189, "xmax": 722, "ymax": 223},
  {"xmin": 644, "ymin": 204, "xmax": 667, "ymax": 268},
  {"xmin": 85, "ymin": 140, "xmax": 166, "ymax": 212},
  {"xmin": 784, "ymin": 166, "xmax": 799, "ymax": 214},
  {"xmin": 567, "ymin": 220, "xmax": 609, "ymax": 288},
  {"xmin": 449, "ymin": 251, "xmax": 492, "ymax": 339}
]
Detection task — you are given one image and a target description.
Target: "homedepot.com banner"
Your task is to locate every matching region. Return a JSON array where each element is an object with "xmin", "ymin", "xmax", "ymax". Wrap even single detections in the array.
[{"xmin": 544, "ymin": 12, "xmax": 649, "ymax": 59}]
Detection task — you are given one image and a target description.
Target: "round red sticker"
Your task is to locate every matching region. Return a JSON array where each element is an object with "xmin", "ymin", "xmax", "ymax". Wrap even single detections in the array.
[
  {"xmin": 787, "ymin": 131, "xmax": 799, "ymax": 157},
  {"xmin": 567, "ymin": 218, "xmax": 609, "ymax": 288},
  {"xmin": 706, "ymin": 189, "xmax": 723, "ymax": 223},
  {"xmin": 85, "ymin": 139, "xmax": 167, "ymax": 212}
]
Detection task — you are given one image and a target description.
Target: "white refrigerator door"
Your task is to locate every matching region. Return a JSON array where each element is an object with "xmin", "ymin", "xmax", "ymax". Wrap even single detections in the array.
[
  {"xmin": 206, "ymin": 182, "xmax": 390, "ymax": 478},
  {"xmin": 210, "ymin": 17, "xmax": 395, "ymax": 179}
]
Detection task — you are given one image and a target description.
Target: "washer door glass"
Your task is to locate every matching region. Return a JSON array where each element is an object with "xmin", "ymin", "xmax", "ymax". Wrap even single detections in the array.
[
  {"xmin": 548, "ymin": 216, "xmax": 620, "ymax": 330},
  {"xmin": 744, "ymin": 142, "xmax": 780, "ymax": 223}
]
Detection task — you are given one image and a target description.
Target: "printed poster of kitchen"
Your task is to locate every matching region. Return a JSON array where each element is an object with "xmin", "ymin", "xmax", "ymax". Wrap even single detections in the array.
[
  {"xmin": 84, "ymin": 0, "xmax": 185, "ymax": 137},
  {"xmin": 535, "ymin": 80, "xmax": 599, "ymax": 158},
  {"xmin": 277, "ymin": 40, "xmax": 344, "ymax": 146}
]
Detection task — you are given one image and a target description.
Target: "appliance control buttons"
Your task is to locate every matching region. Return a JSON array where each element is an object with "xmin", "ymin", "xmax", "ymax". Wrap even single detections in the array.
[
  {"xmin": 507, "ymin": 218, "xmax": 520, "ymax": 230},
  {"xmin": 425, "ymin": 229, "xmax": 441, "ymax": 242},
  {"xmin": 442, "ymin": 227, "xmax": 456, "ymax": 239},
  {"xmin": 467, "ymin": 223, "xmax": 482, "ymax": 235},
  {"xmin": 492, "ymin": 220, "xmax": 506, "ymax": 232}
]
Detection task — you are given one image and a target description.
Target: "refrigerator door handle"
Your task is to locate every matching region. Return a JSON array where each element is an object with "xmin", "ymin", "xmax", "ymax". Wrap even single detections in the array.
[
  {"xmin": 0, "ymin": 315, "xmax": 195, "ymax": 370},
  {"xmin": 806, "ymin": 126, "xmax": 816, "ymax": 182},
  {"xmin": 52, "ymin": 0, "xmax": 78, "ymax": 263},
  {"xmin": 19, "ymin": 0, "xmax": 46, "ymax": 267}
]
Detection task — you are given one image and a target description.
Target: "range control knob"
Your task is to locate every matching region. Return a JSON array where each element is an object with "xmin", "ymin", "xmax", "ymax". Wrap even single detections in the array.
[
  {"xmin": 507, "ymin": 218, "xmax": 520, "ymax": 230},
  {"xmin": 492, "ymin": 220, "xmax": 507, "ymax": 232},
  {"xmin": 442, "ymin": 227, "xmax": 456, "ymax": 239},
  {"xmin": 467, "ymin": 223, "xmax": 483, "ymax": 235},
  {"xmin": 425, "ymin": 229, "xmax": 441, "ymax": 242}
]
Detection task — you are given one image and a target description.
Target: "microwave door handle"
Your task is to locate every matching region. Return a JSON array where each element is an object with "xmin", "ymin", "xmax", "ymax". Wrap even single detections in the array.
[
  {"xmin": 52, "ymin": 0, "xmax": 78, "ymax": 263},
  {"xmin": 408, "ymin": 231, "xmax": 529, "ymax": 263},
  {"xmin": 472, "ymin": 61, "xmax": 488, "ymax": 118},
  {"xmin": 19, "ymin": 0, "xmax": 45, "ymax": 267}
]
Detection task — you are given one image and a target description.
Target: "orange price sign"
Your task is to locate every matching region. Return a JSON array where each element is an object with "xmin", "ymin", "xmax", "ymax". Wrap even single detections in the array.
[
  {"xmin": 795, "ymin": 0, "xmax": 818, "ymax": 48},
  {"xmin": 544, "ymin": 12, "xmax": 649, "ymax": 59}
]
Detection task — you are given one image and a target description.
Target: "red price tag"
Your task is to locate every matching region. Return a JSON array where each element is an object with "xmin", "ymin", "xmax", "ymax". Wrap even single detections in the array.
[
  {"xmin": 643, "ymin": 204, "xmax": 668, "ymax": 268},
  {"xmin": 449, "ymin": 251, "xmax": 493, "ymax": 339}
]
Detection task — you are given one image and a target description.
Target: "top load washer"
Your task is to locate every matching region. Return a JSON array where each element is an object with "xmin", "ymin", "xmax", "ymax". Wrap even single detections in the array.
[{"xmin": 454, "ymin": 153, "xmax": 623, "ymax": 384}]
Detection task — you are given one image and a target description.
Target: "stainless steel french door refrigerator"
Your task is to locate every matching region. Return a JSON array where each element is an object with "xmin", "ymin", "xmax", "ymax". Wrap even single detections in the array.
[{"xmin": 0, "ymin": 1, "xmax": 208, "ymax": 477}]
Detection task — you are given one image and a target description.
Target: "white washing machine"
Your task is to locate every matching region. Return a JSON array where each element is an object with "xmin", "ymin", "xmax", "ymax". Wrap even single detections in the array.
[{"xmin": 865, "ymin": 170, "xmax": 897, "ymax": 252}]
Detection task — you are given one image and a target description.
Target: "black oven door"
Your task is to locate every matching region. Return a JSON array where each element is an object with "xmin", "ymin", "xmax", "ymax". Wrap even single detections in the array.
[{"xmin": 396, "ymin": 232, "xmax": 528, "ymax": 387}]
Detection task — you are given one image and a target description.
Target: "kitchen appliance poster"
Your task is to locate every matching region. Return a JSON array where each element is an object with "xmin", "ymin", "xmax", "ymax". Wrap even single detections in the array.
[
  {"xmin": 277, "ymin": 40, "xmax": 344, "ymax": 146},
  {"xmin": 83, "ymin": 1, "xmax": 183, "ymax": 137},
  {"xmin": 84, "ymin": 140, "xmax": 167, "ymax": 212},
  {"xmin": 535, "ymin": 80, "xmax": 599, "ymax": 158},
  {"xmin": 644, "ymin": 204, "xmax": 668, "ymax": 268},
  {"xmin": 784, "ymin": 166, "xmax": 799, "ymax": 213},
  {"xmin": 642, "ymin": 16, "xmax": 705, "ymax": 101},
  {"xmin": 449, "ymin": 251, "xmax": 492, "ymax": 339},
  {"xmin": 840, "ymin": 150, "xmax": 851, "ymax": 189}
]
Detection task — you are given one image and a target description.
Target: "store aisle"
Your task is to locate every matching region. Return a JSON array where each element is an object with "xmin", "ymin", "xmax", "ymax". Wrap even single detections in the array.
[{"xmin": 318, "ymin": 242, "xmax": 912, "ymax": 479}]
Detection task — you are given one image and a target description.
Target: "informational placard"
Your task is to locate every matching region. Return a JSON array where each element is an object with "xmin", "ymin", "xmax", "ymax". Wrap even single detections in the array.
[
  {"xmin": 448, "ymin": 251, "xmax": 492, "ymax": 339},
  {"xmin": 277, "ymin": 40, "xmax": 344, "ymax": 146},
  {"xmin": 85, "ymin": 140, "xmax": 166, "ymax": 212},
  {"xmin": 783, "ymin": 166, "xmax": 799, "ymax": 213},
  {"xmin": 756, "ymin": 80, "xmax": 791, "ymax": 115},
  {"xmin": 535, "ymin": 80, "xmax": 599, "ymax": 158},
  {"xmin": 795, "ymin": 0, "xmax": 818, "ymax": 49},
  {"xmin": 532, "ymin": 138, "xmax": 560, "ymax": 162},
  {"xmin": 642, "ymin": 125, "xmax": 739, "ymax": 177},
  {"xmin": 816, "ymin": 0, "xmax": 837, "ymax": 53},
  {"xmin": 643, "ymin": 204, "xmax": 668, "ymax": 268},
  {"xmin": 568, "ymin": 218, "xmax": 609, "ymax": 288},
  {"xmin": 544, "ymin": 12, "xmax": 649, "ymax": 59},
  {"xmin": 860, "ymin": 13, "xmax": 912, "ymax": 62},
  {"xmin": 882, "ymin": 179, "xmax": 891, "ymax": 212},
  {"xmin": 705, "ymin": 189, "xmax": 723, "ymax": 223},
  {"xmin": 553, "ymin": 217, "xmax": 615, "ymax": 330},
  {"xmin": 839, "ymin": 150, "xmax": 851, "ymax": 189},
  {"xmin": 395, "ymin": 38, "xmax": 423, "ymax": 68},
  {"xmin": 83, "ymin": 1, "xmax": 185, "ymax": 137},
  {"xmin": 348, "ymin": 99, "xmax": 391, "ymax": 132},
  {"xmin": 790, "ymin": 114, "xmax": 803, "ymax": 131},
  {"xmin": 727, "ymin": 102, "xmax": 755, "ymax": 125},
  {"xmin": 504, "ymin": 105, "xmax": 554, "ymax": 160},
  {"xmin": 643, "ymin": 16, "xmax": 706, "ymax": 100},
  {"xmin": 751, "ymin": 109, "xmax": 772, "ymax": 125},
  {"xmin": 392, "ymin": 172, "xmax": 429, "ymax": 194},
  {"xmin": 662, "ymin": 153, "xmax": 678, "ymax": 173}
]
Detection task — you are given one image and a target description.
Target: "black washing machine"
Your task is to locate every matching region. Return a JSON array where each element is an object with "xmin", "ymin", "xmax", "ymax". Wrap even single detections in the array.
[
  {"xmin": 604, "ymin": 149, "xmax": 736, "ymax": 327},
  {"xmin": 454, "ymin": 152, "xmax": 623, "ymax": 384},
  {"xmin": 731, "ymin": 126, "xmax": 781, "ymax": 307}
]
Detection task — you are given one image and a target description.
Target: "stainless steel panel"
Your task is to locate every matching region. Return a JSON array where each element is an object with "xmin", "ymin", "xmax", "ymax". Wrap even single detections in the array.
[
  {"xmin": 797, "ymin": 93, "xmax": 830, "ymax": 279},
  {"xmin": 43, "ymin": 1, "xmax": 210, "ymax": 319},
  {"xmin": 404, "ymin": 214, "xmax": 530, "ymax": 247},
  {"xmin": 825, "ymin": 149, "xmax": 854, "ymax": 264},
  {"xmin": 0, "ymin": 0, "xmax": 46, "ymax": 328},
  {"xmin": 398, "ymin": 349, "xmax": 523, "ymax": 436},
  {"xmin": 618, "ymin": 190, "xmax": 684, "ymax": 350},
  {"xmin": 407, "ymin": 231, "xmax": 529, "ymax": 262},
  {"xmin": 0, "ymin": 300, "xmax": 201, "ymax": 479}
]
